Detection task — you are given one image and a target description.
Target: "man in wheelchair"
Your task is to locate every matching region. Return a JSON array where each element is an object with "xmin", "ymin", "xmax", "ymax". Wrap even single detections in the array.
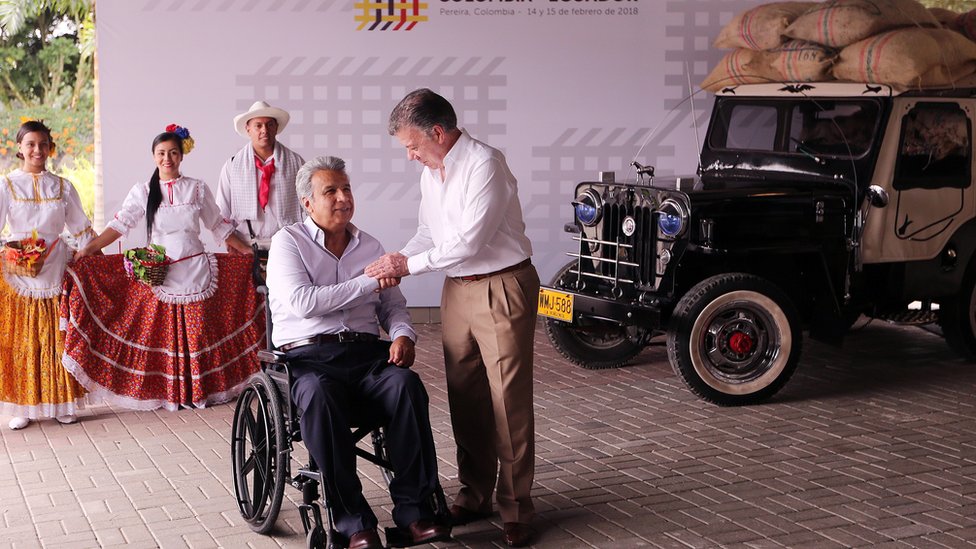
[{"xmin": 265, "ymin": 156, "xmax": 450, "ymax": 549}]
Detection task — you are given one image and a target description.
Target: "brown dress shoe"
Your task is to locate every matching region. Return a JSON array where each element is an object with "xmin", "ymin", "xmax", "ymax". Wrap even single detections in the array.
[
  {"xmin": 449, "ymin": 504, "xmax": 492, "ymax": 526},
  {"xmin": 503, "ymin": 522, "xmax": 534, "ymax": 547},
  {"xmin": 348, "ymin": 528, "xmax": 382, "ymax": 549},
  {"xmin": 407, "ymin": 519, "xmax": 451, "ymax": 543}
]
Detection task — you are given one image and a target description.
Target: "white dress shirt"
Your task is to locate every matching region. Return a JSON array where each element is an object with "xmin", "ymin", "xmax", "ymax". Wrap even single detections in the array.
[
  {"xmin": 108, "ymin": 176, "xmax": 234, "ymax": 303},
  {"xmin": 401, "ymin": 129, "xmax": 533, "ymax": 277},
  {"xmin": 1, "ymin": 169, "xmax": 94, "ymax": 298},
  {"xmin": 266, "ymin": 217, "xmax": 416, "ymax": 348}
]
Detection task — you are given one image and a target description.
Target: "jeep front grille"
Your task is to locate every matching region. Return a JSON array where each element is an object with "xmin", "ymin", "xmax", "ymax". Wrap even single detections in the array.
[{"xmin": 568, "ymin": 203, "xmax": 658, "ymax": 293}]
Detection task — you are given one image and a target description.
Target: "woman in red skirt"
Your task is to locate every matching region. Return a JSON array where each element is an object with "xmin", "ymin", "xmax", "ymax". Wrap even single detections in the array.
[{"xmin": 66, "ymin": 125, "xmax": 263, "ymax": 410}]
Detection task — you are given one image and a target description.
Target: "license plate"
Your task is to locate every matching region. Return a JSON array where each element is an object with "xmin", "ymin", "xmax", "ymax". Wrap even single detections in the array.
[{"xmin": 538, "ymin": 288, "xmax": 574, "ymax": 322}]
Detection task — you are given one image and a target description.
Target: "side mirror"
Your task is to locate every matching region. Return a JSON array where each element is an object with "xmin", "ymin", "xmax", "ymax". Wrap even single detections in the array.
[{"xmin": 867, "ymin": 185, "xmax": 889, "ymax": 208}]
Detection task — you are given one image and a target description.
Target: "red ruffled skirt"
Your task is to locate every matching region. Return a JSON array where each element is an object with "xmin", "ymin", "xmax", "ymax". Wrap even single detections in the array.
[{"xmin": 61, "ymin": 254, "xmax": 264, "ymax": 411}]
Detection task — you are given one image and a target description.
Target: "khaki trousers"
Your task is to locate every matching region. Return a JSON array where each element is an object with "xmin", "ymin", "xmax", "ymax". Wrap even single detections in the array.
[{"xmin": 441, "ymin": 262, "xmax": 540, "ymax": 524}]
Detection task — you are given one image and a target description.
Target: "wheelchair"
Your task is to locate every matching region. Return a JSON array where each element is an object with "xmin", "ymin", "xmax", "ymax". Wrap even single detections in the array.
[{"xmin": 230, "ymin": 279, "xmax": 451, "ymax": 549}]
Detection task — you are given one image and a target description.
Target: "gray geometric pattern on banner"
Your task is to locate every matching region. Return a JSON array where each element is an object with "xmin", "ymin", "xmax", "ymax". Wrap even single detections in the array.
[
  {"xmin": 528, "ymin": 117, "xmax": 683, "ymax": 281},
  {"xmin": 664, "ymin": 0, "xmax": 758, "ymax": 116},
  {"xmin": 235, "ymin": 56, "xmax": 507, "ymax": 233},
  {"xmin": 140, "ymin": 0, "xmax": 334, "ymax": 12}
]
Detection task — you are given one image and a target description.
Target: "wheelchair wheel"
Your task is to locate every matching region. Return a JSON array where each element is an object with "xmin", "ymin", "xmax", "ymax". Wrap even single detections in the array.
[
  {"xmin": 231, "ymin": 372, "xmax": 287, "ymax": 534},
  {"xmin": 306, "ymin": 525, "xmax": 330, "ymax": 549}
]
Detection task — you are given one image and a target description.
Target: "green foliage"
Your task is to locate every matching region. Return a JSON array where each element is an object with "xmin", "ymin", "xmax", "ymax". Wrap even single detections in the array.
[
  {"xmin": 0, "ymin": 0, "xmax": 94, "ymax": 179},
  {"xmin": 0, "ymin": 100, "xmax": 94, "ymax": 172},
  {"xmin": 59, "ymin": 156, "xmax": 94, "ymax": 218}
]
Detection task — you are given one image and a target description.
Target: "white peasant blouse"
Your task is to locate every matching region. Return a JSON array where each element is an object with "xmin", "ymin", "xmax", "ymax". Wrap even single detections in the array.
[
  {"xmin": 0, "ymin": 169, "xmax": 95, "ymax": 298},
  {"xmin": 107, "ymin": 176, "xmax": 234, "ymax": 304}
]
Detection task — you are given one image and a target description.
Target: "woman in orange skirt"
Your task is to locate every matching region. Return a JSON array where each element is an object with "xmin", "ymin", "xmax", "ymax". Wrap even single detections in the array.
[{"xmin": 0, "ymin": 120, "xmax": 95, "ymax": 430}]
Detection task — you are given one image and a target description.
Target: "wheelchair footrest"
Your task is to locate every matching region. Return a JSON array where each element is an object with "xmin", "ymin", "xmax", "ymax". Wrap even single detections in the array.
[{"xmin": 384, "ymin": 526, "xmax": 451, "ymax": 548}]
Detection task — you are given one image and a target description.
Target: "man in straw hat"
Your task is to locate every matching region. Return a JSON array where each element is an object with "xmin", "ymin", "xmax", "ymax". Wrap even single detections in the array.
[{"xmin": 217, "ymin": 100, "xmax": 305, "ymax": 249}]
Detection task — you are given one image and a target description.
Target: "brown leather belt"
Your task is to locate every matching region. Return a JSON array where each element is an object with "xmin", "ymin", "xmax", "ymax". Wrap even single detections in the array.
[
  {"xmin": 455, "ymin": 258, "xmax": 531, "ymax": 282},
  {"xmin": 279, "ymin": 331, "xmax": 379, "ymax": 352}
]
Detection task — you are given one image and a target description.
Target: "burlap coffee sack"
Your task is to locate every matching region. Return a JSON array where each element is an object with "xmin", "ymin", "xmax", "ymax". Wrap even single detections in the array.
[
  {"xmin": 714, "ymin": 2, "xmax": 817, "ymax": 50},
  {"xmin": 929, "ymin": 7, "xmax": 960, "ymax": 32},
  {"xmin": 959, "ymin": 9, "xmax": 976, "ymax": 40},
  {"xmin": 701, "ymin": 49, "xmax": 781, "ymax": 92},
  {"xmin": 833, "ymin": 27, "xmax": 976, "ymax": 88},
  {"xmin": 786, "ymin": 0, "xmax": 938, "ymax": 48},
  {"xmin": 770, "ymin": 40, "xmax": 838, "ymax": 82}
]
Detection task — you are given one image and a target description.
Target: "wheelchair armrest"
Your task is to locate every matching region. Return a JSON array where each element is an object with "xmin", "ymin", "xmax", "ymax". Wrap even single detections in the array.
[{"xmin": 257, "ymin": 349, "xmax": 288, "ymax": 364}]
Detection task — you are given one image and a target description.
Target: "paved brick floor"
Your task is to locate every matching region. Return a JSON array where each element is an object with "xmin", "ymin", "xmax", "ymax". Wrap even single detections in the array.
[{"xmin": 2, "ymin": 319, "xmax": 976, "ymax": 548}]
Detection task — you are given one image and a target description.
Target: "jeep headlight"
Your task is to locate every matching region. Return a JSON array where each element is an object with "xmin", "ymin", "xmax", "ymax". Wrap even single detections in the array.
[
  {"xmin": 657, "ymin": 199, "xmax": 688, "ymax": 237},
  {"xmin": 573, "ymin": 189, "xmax": 603, "ymax": 227}
]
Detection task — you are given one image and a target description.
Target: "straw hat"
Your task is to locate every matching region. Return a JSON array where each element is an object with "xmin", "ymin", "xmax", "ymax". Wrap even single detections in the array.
[{"xmin": 234, "ymin": 101, "xmax": 290, "ymax": 137}]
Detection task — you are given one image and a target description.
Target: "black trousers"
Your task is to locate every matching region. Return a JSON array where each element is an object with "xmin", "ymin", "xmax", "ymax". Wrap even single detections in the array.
[{"xmin": 286, "ymin": 340, "xmax": 438, "ymax": 537}]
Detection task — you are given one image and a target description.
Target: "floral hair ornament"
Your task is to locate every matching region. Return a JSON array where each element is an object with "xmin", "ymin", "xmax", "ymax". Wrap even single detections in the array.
[{"xmin": 165, "ymin": 123, "xmax": 196, "ymax": 155}]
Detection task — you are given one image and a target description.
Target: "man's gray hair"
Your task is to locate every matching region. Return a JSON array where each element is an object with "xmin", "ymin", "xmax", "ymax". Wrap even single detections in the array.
[
  {"xmin": 296, "ymin": 156, "xmax": 347, "ymax": 201},
  {"xmin": 388, "ymin": 88, "xmax": 458, "ymax": 136}
]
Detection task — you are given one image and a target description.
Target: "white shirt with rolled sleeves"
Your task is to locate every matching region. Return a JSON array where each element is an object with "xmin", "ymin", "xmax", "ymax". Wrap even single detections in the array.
[
  {"xmin": 400, "ymin": 129, "xmax": 532, "ymax": 277},
  {"xmin": 266, "ymin": 217, "xmax": 416, "ymax": 349}
]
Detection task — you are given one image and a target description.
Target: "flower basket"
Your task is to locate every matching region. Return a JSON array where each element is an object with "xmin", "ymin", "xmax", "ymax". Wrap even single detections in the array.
[
  {"xmin": 3, "ymin": 234, "xmax": 49, "ymax": 278},
  {"xmin": 124, "ymin": 245, "xmax": 170, "ymax": 287}
]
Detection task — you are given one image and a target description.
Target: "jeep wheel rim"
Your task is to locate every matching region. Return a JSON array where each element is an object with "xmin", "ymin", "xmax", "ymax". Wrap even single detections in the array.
[{"xmin": 689, "ymin": 290, "xmax": 792, "ymax": 395}]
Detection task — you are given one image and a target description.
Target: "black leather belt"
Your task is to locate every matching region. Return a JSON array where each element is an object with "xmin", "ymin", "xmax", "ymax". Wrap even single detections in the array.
[
  {"xmin": 456, "ymin": 258, "xmax": 531, "ymax": 282},
  {"xmin": 279, "ymin": 331, "xmax": 379, "ymax": 352}
]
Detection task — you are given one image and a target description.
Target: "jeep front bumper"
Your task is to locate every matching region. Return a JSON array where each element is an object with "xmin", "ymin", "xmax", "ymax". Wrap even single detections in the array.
[{"xmin": 538, "ymin": 285, "xmax": 662, "ymax": 328}]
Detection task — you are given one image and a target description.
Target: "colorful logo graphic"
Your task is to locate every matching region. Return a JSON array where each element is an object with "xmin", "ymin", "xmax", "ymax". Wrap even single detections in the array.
[{"xmin": 355, "ymin": 0, "xmax": 428, "ymax": 31}]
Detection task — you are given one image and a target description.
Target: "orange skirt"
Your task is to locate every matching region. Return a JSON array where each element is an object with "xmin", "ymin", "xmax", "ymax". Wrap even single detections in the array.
[{"xmin": 0, "ymin": 275, "xmax": 85, "ymax": 418}]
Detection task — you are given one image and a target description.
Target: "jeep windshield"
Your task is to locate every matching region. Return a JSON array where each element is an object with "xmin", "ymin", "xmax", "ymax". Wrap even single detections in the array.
[{"xmin": 702, "ymin": 97, "xmax": 885, "ymax": 185}]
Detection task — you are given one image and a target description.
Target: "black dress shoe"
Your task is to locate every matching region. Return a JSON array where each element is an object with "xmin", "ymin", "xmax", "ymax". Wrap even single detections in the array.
[
  {"xmin": 408, "ymin": 519, "xmax": 451, "ymax": 543},
  {"xmin": 503, "ymin": 522, "xmax": 534, "ymax": 547},
  {"xmin": 348, "ymin": 528, "xmax": 382, "ymax": 549},
  {"xmin": 449, "ymin": 504, "xmax": 492, "ymax": 526}
]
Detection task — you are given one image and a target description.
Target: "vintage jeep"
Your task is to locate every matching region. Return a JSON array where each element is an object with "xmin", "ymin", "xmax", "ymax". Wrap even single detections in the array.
[{"xmin": 539, "ymin": 82, "xmax": 976, "ymax": 406}]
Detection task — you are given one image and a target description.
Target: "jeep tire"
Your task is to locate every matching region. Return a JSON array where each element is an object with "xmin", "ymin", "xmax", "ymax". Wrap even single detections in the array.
[
  {"xmin": 940, "ymin": 260, "xmax": 976, "ymax": 361},
  {"xmin": 667, "ymin": 273, "xmax": 802, "ymax": 406},
  {"xmin": 545, "ymin": 261, "xmax": 644, "ymax": 369}
]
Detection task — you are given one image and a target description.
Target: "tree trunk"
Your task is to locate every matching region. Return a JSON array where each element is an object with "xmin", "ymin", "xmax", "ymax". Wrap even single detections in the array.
[
  {"xmin": 43, "ymin": 52, "xmax": 66, "ymax": 105},
  {"xmin": 69, "ymin": 55, "xmax": 90, "ymax": 109},
  {"xmin": 2, "ymin": 71, "xmax": 31, "ymax": 106}
]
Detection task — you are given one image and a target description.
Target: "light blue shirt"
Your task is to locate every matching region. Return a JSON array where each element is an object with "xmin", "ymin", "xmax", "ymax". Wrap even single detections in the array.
[{"xmin": 266, "ymin": 217, "xmax": 416, "ymax": 348}]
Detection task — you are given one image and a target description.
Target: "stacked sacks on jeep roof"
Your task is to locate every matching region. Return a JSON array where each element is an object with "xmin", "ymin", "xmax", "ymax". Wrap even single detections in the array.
[
  {"xmin": 702, "ymin": 0, "xmax": 976, "ymax": 92},
  {"xmin": 703, "ymin": 2, "xmax": 830, "ymax": 90},
  {"xmin": 833, "ymin": 28, "xmax": 976, "ymax": 88}
]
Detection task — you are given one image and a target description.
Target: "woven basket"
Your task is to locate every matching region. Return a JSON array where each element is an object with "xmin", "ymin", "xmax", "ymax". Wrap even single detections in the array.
[
  {"xmin": 124, "ymin": 248, "xmax": 170, "ymax": 287},
  {"xmin": 3, "ymin": 242, "xmax": 46, "ymax": 277}
]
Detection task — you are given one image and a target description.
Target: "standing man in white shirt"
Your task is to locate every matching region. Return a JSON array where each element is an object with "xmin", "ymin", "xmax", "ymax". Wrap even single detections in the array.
[
  {"xmin": 266, "ymin": 156, "xmax": 450, "ymax": 549},
  {"xmin": 365, "ymin": 88, "xmax": 540, "ymax": 548},
  {"xmin": 217, "ymin": 100, "xmax": 305, "ymax": 249}
]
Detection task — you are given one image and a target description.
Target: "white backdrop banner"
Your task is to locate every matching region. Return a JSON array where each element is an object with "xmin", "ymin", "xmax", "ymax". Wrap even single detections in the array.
[{"xmin": 97, "ymin": 0, "xmax": 757, "ymax": 305}]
